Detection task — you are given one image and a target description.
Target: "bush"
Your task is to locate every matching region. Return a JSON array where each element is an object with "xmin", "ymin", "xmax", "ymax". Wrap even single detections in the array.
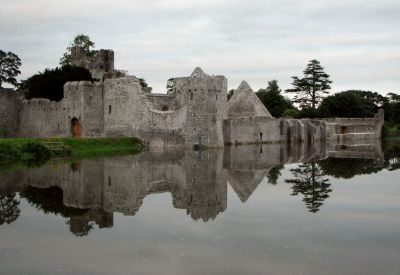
[
  {"xmin": 298, "ymin": 107, "xmax": 320, "ymax": 118},
  {"xmin": 0, "ymin": 143, "xmax": 20, "ymax": 163},
  {"xmin": 282, "ymin": 108, "xmax": 300, "ymax": 118},
  {"xmin": 20, "ymin": 142, "xmax": 52, "ymax": 162}
]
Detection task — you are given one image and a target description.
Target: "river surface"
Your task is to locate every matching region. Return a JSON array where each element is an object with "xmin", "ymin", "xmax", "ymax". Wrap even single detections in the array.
[{"xmin": 0, "ymin": 142, "xmax": 399, "ymax": 275}]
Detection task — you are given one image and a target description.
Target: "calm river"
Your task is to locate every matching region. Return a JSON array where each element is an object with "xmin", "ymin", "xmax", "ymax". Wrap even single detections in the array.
[{"xmin": 0, "ymin": 142, "xmax": 399, "ymax": 275}]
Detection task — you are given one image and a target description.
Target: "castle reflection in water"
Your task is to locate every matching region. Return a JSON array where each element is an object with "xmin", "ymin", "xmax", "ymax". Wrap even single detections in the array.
[{"xmin": 1, "ymin": 140, "xmax": 396, "ymax": 236}]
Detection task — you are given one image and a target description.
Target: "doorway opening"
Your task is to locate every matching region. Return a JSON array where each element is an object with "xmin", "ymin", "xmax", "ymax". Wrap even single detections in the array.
[{"xmin": 71, "ymin": 118, "xmax": 81, "ymax": 137}]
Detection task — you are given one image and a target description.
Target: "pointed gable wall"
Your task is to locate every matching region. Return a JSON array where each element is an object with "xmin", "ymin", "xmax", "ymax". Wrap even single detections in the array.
[{"xmin": 227, "ymin": 81, "xmax": 273, "ymax": 119}]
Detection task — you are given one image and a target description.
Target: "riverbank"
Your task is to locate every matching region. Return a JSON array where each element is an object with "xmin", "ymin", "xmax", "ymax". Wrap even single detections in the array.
[{"xmin": 0, "ymin": 137, "xmax": 143, "ymax": 166}]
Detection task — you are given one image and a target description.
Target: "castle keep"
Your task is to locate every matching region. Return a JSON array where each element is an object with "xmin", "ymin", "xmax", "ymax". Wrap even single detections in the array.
[{"xmin": 0, "ymin": 46, "xmax": 384, "ymax": 147}]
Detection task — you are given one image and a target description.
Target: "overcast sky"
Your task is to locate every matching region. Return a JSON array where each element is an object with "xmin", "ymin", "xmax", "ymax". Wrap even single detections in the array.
[{"xmin": 1, "ymin": 0, "xmax": 399, "ymax": 94}]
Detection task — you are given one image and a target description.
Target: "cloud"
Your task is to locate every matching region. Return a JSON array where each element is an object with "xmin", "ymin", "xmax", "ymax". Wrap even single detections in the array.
[{"xmin": 0, "ymin": 0, "xmax": 399, "ymax": 93}]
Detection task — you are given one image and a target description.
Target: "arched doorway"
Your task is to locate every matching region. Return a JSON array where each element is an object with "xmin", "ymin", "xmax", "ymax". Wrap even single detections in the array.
[{"xmin": 71, "ymin": 118, "xmax": 81, "ymax": 137}]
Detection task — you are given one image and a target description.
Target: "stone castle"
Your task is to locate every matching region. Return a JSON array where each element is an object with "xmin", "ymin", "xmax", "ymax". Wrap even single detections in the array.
[{"xmin": 0, "ymin": 46, "xmax": 384, "ymax": 147}]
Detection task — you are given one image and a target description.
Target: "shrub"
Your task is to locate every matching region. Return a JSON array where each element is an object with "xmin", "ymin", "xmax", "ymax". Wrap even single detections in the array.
[
  {"xmin": 282, "ymin": 108, "xmax": 300, "ymax": 118},
  {"xmin": 0, "ymin": 143, "xmax": 20, "ymax": 163},
  {"xmin": 20, "ymin": 142, "xmax": 52, "ymax": 162}
]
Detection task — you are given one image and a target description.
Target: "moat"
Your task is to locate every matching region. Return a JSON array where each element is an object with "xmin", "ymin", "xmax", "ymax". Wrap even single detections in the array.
[{"xmin": 0, "ymin": 142, "xmax": 399, "ymax": 275}]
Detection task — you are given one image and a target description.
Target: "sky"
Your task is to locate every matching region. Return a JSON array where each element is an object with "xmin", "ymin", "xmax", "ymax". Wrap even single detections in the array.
[{"xmin": 1, "ymin": 0, "xmax": 399, "ymax": 94}]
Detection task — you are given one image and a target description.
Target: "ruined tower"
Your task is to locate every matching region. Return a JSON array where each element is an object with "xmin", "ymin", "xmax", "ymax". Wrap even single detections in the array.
[{"xmin": 174, "ymin": 67, "xmax": 227, "ymax": 147}]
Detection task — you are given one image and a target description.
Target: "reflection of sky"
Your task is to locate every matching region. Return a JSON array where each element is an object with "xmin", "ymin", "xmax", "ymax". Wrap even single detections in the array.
[
  {"xmin": 1, "ymin": 0, "xmax": 399, "ymax": 94},
  {"xmin": 0, "ymin": 166, "xmax": 399, "ymax": 274}
]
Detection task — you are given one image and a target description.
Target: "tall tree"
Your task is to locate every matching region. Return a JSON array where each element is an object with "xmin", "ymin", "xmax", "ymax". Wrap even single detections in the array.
[
  {"xmin": 256, "ymin": 80, "xmax": 293, "ymax": 117},
  {"xmin": 60, "ymin": 34, "xmax": 96, "ymax": 66},
  {"xmin": 286, "ymin": 60, "xmax": 332, "ymax": 109},
  {"xmin": 285, "ymin": 161, "xmax": 331, "ymax": 213},
  {"xmin": 0, "ymin": 50, "xmax": 21, "ymax": 88}
]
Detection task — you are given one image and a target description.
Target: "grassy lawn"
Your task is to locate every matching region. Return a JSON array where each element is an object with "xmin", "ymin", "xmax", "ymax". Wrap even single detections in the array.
[{"xmin": 0, "ymin": 137, "xmax": 143, "ymax": 166}]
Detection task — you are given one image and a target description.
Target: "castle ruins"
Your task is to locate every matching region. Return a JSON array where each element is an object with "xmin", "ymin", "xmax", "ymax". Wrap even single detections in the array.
[{"xmin": 0, "ymin": 46, "xmax": 384, "ymax": 148}]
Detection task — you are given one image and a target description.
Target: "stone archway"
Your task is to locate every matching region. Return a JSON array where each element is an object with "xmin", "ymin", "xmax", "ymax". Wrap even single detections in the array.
[{"xmin": 71, "ymin": 118, "xmax": 81, "ymax": 137}]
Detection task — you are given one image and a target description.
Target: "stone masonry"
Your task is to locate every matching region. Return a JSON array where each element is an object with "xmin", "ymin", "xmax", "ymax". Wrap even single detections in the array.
[{"xmin": 0, "ymin": 46, "xmax": 384, "ymax": 147}]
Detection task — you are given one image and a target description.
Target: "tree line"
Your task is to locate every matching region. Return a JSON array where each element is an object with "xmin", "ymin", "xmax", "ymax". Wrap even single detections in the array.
[{"xmin": 249, "ymin": 59, "xmax": 400, "ymax": 127}]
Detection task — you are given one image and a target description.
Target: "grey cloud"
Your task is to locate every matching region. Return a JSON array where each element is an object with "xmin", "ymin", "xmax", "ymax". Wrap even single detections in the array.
[{"xmin": 0, "ymin": 0, "xmax": 399, "ymax": 93}]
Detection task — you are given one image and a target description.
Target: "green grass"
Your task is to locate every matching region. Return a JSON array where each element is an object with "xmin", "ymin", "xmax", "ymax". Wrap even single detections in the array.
[{"xmin": 0, "ymin": 137, "xmax": 144, "ymax": 166}]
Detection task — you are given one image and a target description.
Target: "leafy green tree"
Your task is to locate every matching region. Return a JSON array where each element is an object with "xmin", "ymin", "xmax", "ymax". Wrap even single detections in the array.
[
  {"xmin": 282, "ymin": 108, "xmax": 300, "ymax": 118},
  {"xmin": 285, "ymin": 161, "xmax": 331, "ymax": 213},
  {"xmin": 21, "ymin": 65, "xmax": 92, "ymax": 101},
  {"xmin": 60, "ymin": 34, "xmax": 96, "ymax": 66},
  {"xmin": 256, "ymin": 80, "xmax": 294, "ymax": 117},
  {"xmin": 138, "ymin": 78, "xmax": 152, "ymax": 92},
  {"xmin": 115, "ymin": 69, "xmax": 128, "ymax": 78},
  {"xmin": 387, "ymin": 92, "xmax": 400, "ymax": 102},
  {"xmin": 318, "ymin": 90, "xmax": 377, "ymax": 118},
  {"xmin": 0, "ymin": 50, "xmax": 21, "ymax": 88},
  {"xmin": 298, "ymin": 106, "xmax": 320, "ymax": 118},
  {"xmin": 227, "ymin": 89, "xmax": 235, "ymax": 100},
  {"xmin": 286, "ymin": 60, "xmax": 332, "ymax": 109},
  {"xmin": 166, "ymin": 78, "xmax": 175, "ymax": 94}
]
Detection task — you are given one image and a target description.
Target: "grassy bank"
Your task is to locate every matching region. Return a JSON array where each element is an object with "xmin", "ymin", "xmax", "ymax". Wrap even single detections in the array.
[{"xmin": 0, "ymin": 137, "xmax": 143, "ymax": 165}]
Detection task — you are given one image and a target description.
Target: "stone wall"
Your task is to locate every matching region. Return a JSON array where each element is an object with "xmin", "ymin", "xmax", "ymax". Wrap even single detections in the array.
[
  {"xmin": 19, "ymin": 98, "xmax": 63, "ymax": 137},
  {"xmin": 0, "ymin": 88, "xmax": 20, "ymax": 137},
  {"xmin": 223, "ymin": 117, "xmax": 281, "ymax": 145}
]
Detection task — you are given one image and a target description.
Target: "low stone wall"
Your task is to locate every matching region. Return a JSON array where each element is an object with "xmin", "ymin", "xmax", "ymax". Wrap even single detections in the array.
[
  {"xmin": 223, "ymin": 117, "xmax": 281, "ymax": 145},
  {"xmin": 19, "ymin": 98, "xmax": 63, "ymax": 137}
]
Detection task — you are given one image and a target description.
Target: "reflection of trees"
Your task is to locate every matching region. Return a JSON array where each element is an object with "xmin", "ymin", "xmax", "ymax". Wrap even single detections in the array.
[
  {"xmin": 66, "ymin": 218, "xmax": 95, "ymax": 237},
  {"xmin": 267, "ymin": 165, "xmax": 283, "ymax": 185},
  {"xmin": 20, "ymin": 186, "xmax": 93, "ymax": 236},
  {"xmin": 319, "ymin": 158, "xmax": 381, "ymax": 179},
  {"xmin": 384, "ymin": 142, "xmax": 400, "ymax": 171},
  {"xmin": 285, "ymin": 161, "xmax": 332, "ymax": 213},
  {"xmin": 0, "ymin": 193, "xmax": 20, "ymax": 225},
  {"xmin": 20, "ymin": 186, "xmax": 87, "ymax": 216}
]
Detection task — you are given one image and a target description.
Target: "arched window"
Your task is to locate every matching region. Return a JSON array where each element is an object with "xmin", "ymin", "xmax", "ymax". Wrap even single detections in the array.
[{"xmin": 162, "ymin": 106, "xmax": 169, "ymax": 111}]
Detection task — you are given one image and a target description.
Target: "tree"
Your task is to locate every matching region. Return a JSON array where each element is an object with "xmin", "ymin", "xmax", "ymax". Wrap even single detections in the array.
[
  {"xmin": 0, "ymin": 193, "xmax": 20, "ymax": 225},
  {"xmin": 21, "ymin": 65, "xmax": 92, "ymax": 101},
  {"xmin": 285, "ymin": 161, "xmax": 331, "ymax": 213},
  {"xmin": 256, "ymin": 80, "xmax": 294, "ymax": 117},
  {"xmin": 0, "ymin": 50, "xmax": 21, "ymax": 88},
  {"xmin": 166, "ymin": 78, "xmax": 175, "ymax": 94},
  {"xmin": 227, "ymin": 89, "xmax": 235, "ymax": 100},
  {"xmin": 60, "ymin": 34, "xmax": 96, "ymax": 66},
  {"xmin": 318, "ymin": 90, "xmax": 376, "ymax": 118},
  {"xmin": 286, "ymin": 60, "xmax": 332, "ymax": 109},
  {"xmin": 138, "ymin": 78, "xmax": 152, "ymax": 92},
  {"xmin": 267, "ymin": 165, "xmax": 284, "ymax": 185}
]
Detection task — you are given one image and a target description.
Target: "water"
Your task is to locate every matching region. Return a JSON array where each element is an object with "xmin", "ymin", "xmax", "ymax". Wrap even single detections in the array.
[{"xmin": 0, "ymin": 142, "xmax": 399, "ymax": 275}]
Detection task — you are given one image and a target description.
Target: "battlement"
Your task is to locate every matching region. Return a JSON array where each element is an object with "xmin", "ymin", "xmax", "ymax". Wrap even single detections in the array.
[{"xmin": 70, "ymin": 46, "xmax": 115, "ymax": 80}]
